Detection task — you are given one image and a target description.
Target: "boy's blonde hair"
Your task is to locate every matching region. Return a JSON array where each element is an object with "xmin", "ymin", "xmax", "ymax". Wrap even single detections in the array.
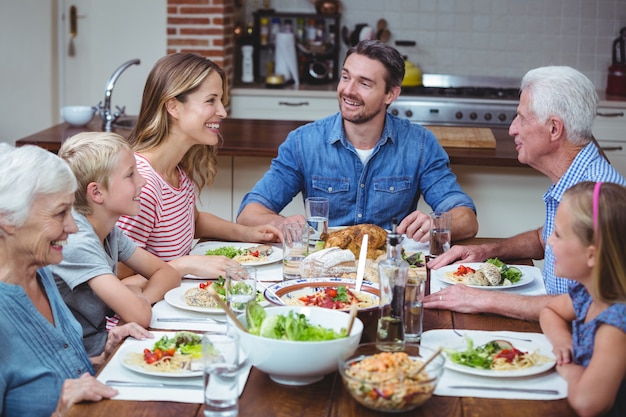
[{"xmin": 59, "ymin": 132, "xmax": 132, "ymax": 215}]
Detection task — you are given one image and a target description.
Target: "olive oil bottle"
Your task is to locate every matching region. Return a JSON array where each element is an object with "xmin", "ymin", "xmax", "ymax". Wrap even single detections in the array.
[{"xmin": 376, "ymin": 219, "xmax": 409, "ymax": 350}]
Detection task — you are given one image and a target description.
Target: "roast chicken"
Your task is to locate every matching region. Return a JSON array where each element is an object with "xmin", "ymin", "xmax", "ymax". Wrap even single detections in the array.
[{"xmin": 322, "ymin": 224, "xmax": 387, "ymax": 259}]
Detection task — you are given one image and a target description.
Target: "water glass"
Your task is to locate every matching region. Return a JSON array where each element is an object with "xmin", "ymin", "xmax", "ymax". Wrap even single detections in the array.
[
  {"xmin": 404, "ymin": 277, "xmax": 426, "ymax": 342},
  {"xmin": 225, "ymin": 266, "xmax": 257, "ymax": 315},
  {"xmin": 305, "ymin": 197, "xmax": 329, "ymax": 242},
  {"xmin": 203, "ymin": 331, "xmax": 245, "ymax": 417},
  {"xmin": 429, "ymin": 211, "xmax": 451, "ymax": 256},
  {"xmin": 282, "ymin": 222, "xmax": 309, "ymax": 280}
]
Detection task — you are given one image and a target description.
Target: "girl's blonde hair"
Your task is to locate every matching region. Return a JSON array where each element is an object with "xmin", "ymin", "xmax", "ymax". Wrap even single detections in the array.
[
  {"xmin": 59, "ymin": 132, "xmax": 132, "ymax": 215},
  {"xmin": 563, "ymin": 181, "xmax": 626, "ymax": 303}
]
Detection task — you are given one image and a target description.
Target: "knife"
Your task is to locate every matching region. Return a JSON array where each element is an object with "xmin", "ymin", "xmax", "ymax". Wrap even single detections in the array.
[
  {"xmin": 106, "ymin": 380, "xmax": 202, "ymax": 390},
  {"xmin": 157, "ymin": 317, "xmax": 226, "ymax": 323},
  {"xmin": 448, "ymin": 385, "xmax": 559, "ymax": 395}
]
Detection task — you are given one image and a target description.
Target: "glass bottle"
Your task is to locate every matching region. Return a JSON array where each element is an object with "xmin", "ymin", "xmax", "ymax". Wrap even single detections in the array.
[{"xmin": 376, "ymin": 219, "xmax": 409, "ymax": 350}]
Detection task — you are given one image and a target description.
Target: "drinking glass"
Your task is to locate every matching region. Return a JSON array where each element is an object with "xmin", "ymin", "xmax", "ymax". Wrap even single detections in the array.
[
  {"xmin": 429, "ymin": 211, "xmax": 451, "ymax": 256},
  {"xmin": 305, "ymin": 197, "xmax": 329, "ymax": 242},
  {"xmin": 225, "ymin": 266, "xmax": 257, "ymax": 315},
  {"xmin": 404, "ymin": 277, "xmax": 426, "ymax": 342},
  {"xmin": 203, "ymin": 331, "xmax": 246, "ymax": 417},
  {"xmin": 282, "ymin": 222, "xmax": 309, "ymax": 280}
]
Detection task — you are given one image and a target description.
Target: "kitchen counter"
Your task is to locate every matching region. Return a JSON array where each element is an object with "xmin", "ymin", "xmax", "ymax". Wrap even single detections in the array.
[{"xmin": 15, "ymin": 117, "xmax": 525, "ymax": 168}]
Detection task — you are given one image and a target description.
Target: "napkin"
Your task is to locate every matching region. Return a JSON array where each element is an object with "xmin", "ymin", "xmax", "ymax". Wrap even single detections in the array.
[
  {"xmin": 151, "ymin": 297, "xmax": 227, "ymax": 332},
  {"xmin": 420, "ymin": 329, "xmax": 567, "ymax": 400},
  {"xmin": 274, "ymin": 32, "xmax": 299, "ymax": 85},
  {"xmin": 98, "ymin": 331, "xmax": 251, "ymax": 403}
]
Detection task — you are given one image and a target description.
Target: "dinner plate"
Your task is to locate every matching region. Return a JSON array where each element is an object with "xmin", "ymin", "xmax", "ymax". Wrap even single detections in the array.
[
  {"xmin": 189, "ymin": 242, "xmax": 283, "ymax": 267},
  {"xmin": 434, "ymin": 263, "xmax": 536, "ymax": 290},
  {"xmin": 164, "ymin": 284, "xmax": 224, "ymax": 314},
  {"xmin": 444, "ymin": 339, "xmax": 556, "ymax": 378},
  {"xmin": 118, "ymin": 338, "xmax": 202, "ymax": 378}
]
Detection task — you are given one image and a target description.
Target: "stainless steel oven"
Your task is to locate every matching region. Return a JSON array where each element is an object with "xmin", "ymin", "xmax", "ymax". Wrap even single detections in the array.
[{"xmin": 388, "ymin": 74, "xmax": 520, "ymax": 128}]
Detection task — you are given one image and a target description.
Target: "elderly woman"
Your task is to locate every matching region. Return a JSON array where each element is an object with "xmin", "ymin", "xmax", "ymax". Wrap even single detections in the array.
[{"xmin": 0, "ymin": 143, "xmax": 152, "ymax": 417}]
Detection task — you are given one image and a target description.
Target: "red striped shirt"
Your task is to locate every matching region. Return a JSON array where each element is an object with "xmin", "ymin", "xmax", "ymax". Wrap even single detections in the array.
[{"xmin": 116, "ymin": 154, "xmax": 196, "ymax": 261}]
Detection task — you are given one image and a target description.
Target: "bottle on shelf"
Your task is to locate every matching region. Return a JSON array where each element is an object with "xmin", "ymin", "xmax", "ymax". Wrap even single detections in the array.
[
  {"xmin": 241, "ymin": 45, "xmax": 254, "ymax": 83},
  {"xmin": 376, "ymin": 218, "xmax": 409, "ymax": 351},
  {"xmin": 259, "ymin": 17, "xmax": 269, "ymax": 46}
]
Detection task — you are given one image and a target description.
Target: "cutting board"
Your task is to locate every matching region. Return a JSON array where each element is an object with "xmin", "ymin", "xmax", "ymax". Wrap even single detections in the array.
[{"xmin": 427, "ymin": 126, "xmax": 496, "ymax": 148}]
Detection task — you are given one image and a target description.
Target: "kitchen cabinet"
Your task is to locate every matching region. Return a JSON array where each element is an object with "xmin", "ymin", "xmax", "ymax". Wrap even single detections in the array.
[
  {"xmin": 593, "ymin": 102, "xmax": 626, "ymax": 177},
  {"xmin": 230, "ymin": 86, "xmax": 337, "ymax": 120}
]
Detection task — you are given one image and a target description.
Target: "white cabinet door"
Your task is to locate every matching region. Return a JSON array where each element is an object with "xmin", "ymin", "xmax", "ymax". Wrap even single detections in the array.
[{"xmin": 58, "ymin": 0, "xmax": 166, "ymax": 119}]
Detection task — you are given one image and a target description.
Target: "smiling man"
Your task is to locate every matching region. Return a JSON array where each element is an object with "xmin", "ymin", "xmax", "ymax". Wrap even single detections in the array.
[{"xmin": 237, "ymin": 40, "xmax": 478, "ymax": 242}]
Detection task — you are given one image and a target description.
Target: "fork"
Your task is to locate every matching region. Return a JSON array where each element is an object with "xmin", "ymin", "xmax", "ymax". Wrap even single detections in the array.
[{"xmin": 452, "ymin": 328, "xmax": 533, "ymax": 342}]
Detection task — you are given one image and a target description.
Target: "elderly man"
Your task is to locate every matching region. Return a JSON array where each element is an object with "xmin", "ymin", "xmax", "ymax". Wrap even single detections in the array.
[
  {"xmin": 237, "ymin": 40, "xmax": 478, "ymax": 242},
  {"xmin": 425, "ymin": 66, "xmax": 626, "ymax": 321}
]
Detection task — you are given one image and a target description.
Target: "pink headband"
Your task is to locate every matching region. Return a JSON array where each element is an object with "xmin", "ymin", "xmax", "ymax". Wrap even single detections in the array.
[{"xmin": 593, "ymin": 182, "xmax": 602, "ymax": 232}]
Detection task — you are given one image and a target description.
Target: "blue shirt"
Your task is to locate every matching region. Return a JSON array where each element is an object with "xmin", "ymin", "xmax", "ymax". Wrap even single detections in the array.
[
  {"xmin": 0, "ymin": 268, "xmax": 94, "ymax": 417},
  {"xmin": 542, "ymin": 143, "xmax": 626, "ymax": 294},
  {"xmin": 569, "ymin": 283, "xmax": 626, "ymax": 416},
  {"xmin": 238, "ymin": 112, "xmax": 476, "ymax": 230}
]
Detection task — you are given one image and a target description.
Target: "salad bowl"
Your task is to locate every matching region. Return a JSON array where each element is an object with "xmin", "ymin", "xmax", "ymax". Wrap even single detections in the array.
[{"xmin": 233, "ymin": 305, "xmax": 363, "ymax": 386}]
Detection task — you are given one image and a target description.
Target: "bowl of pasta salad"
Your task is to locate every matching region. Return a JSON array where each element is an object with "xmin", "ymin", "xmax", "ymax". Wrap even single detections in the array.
[{"xmin": 339, "ymin": 343, "xmax": 444, "ymax": 412}]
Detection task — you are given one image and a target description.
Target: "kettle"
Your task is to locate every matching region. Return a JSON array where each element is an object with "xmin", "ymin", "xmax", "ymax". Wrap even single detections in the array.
[
  {"xmin": 402, "ymin": 56, "xmax": 422, "ymax": 87},
  {"xmin": 607, "ymin": 27, "xmax": 626, "ymax": 97}
]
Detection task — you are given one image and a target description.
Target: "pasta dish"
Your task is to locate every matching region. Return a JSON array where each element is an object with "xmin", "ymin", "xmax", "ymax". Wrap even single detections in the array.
[
  {"xmin": 203, "ymin": 244, "xmax": 272, "ymax": 264},
  {"xmin": 124, "ymin": 331, "xmax": 203, "ymax": 373},
  {"xmin": 343, "ymin": 352, "xmax": 435, "ymax": 410},
  {"xmin": 290, "ymin": 286, "xmax": 377, "ymax": 310},
  {"xmin": 445, "ymin": 337, "xmax": 552, "ymax": 371}
]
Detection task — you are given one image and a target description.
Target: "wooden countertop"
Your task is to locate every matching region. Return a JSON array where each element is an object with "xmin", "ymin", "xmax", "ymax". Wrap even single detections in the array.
[{"xmin": 15, "ymin": 118, "xmax": 527, "ymax": 168}]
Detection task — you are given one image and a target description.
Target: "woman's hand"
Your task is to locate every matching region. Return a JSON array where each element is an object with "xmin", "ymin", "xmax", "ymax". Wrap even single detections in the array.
[
  {"xmin": 54, "ymin": 373, "xmax": 118, "ymax": 417},
  {"xmin": 243, "ymin": 224, "xmax": 281, "ymax": 243}
]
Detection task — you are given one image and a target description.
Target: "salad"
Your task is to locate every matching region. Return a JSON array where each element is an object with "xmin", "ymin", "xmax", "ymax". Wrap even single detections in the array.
[
  {"xmin": 198, "ymin": 276, "xmax": 264, "ymax": 303},
  {"xmin": 245, "ymin": 301, "xmax": 347, "ymax": 341}
]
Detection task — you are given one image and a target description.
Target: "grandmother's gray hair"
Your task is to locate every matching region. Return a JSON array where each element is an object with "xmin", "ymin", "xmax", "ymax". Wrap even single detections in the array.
[
  {"xmin": 520, "ymin": 66, "xmax": 598, "ymax": 147},
  {"xmin": 0, "ymin": 143, "xmax": 77, "ymax": 231}
]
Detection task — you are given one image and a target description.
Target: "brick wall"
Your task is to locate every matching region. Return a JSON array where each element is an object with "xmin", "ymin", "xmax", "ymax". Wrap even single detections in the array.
[{"xmin": 166, "ymin": 0, "xmax": 239, "ymax": 95}]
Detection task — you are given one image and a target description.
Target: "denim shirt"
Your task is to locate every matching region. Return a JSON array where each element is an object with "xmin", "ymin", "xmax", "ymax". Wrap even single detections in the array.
[
  {"xmin": 542, "ymin": 142, "xmax": 625, "ymax": 294},
  {"xmin": 239, "ymin": 112, "xmax": 475, "ymax": 230},
  {"xmin": 0, "ymin": 268, "xmax": 94, "ymax": 417}
]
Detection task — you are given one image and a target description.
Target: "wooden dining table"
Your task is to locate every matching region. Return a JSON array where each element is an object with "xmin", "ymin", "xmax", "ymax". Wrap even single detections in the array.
[{"xmin": 67, "ymin": 238, "xmax": 576, "ymax": 417}]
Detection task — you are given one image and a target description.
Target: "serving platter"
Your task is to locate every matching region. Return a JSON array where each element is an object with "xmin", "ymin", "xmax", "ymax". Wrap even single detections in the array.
[
  {"xmin": 265, "ymin": 277, "xmax": 379, "ymax": 308},
  {"xmin": 118, "ymin": 338, "xmax": 202, "ymax": 378},
  {"xmin": 434, "ymin": 263, "xmax": 537, "ymax": 290},
  {"xmin": 189, "ymin": 241, "xmax": 283, "ymax": 267}
]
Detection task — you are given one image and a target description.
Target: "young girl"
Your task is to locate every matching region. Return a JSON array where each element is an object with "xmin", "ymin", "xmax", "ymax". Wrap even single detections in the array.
[
  {"xmin": 115, "ymin": 53, "xmax": 280, "ymax": 278},
  {"xmin": 51, "ymin": 132, "xmax": 180, "ymax": 356},
  {"xmin": 541, "ymin": 181, "xmax": 626, "ymax": 417}
]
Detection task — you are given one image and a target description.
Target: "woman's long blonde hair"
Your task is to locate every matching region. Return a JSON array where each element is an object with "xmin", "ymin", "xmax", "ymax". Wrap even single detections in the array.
[{"xmin": 129, "ymin": 53, "xmax": 228, "ymax": 191}]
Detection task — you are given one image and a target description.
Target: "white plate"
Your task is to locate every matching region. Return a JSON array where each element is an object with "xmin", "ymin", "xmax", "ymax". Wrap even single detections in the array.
[
  {"xmin": 189, "ymin": 242, "xmax": 282, "ymax": 267},
  {"xmin": 164, "ymin": 284, "xmax": 225, "ymax": 314},
  {"xmin": 118, "ymin": 338, "xmax": 202, "ymax": 378},
  {"xmin": 444, "ymin": 339, "xmax": 556, "ymax": 378},
  {"xmin": 434, "ymin": 263, "xmax": 536, "ymax": 290}
]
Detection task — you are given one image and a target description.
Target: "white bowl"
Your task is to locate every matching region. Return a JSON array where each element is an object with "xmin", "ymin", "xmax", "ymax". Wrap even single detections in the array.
[
  {"xmin": 265, "ymin": 278, "xmax": 380, "ymax": 343},
  {"xmin": 234, "ymin": 306, "xmax": 363, "ymax": 386},
  {"xmin": 61, "ymin": 105, "xmax": 95, "ymax": 126}
]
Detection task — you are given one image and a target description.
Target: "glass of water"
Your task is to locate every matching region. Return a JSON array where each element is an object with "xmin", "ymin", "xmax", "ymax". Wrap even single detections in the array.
[
  {"xmin": 224, "ymin": 266, "xmax": 257, "ymax": 315},
  {"xmin": 203, "ymin": 331, "xmax": 247, "ymax": 417},
  {"xmin": 404, "ymin": 277, "xmax": 426, "ymax": 342},
  {"xmin": 305, "ymin": 197, "xmax": 329, "ymax": 242}
]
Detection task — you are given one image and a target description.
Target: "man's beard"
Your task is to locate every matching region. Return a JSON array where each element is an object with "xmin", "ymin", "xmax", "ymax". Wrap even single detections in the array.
[{"xmin": 339, "ymin": 97, "xmax": 380, "ymax": 125}]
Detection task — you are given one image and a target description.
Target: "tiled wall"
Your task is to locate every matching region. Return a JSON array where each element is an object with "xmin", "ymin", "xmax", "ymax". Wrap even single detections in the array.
[{"xmin": 255, "ymin": 0, "xmax": 626, "ymax": 89}]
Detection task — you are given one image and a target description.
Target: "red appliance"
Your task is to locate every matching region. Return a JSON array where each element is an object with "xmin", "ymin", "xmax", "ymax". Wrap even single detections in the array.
[{"xmin": 607, "ymin": 27, "xmax": 626, "ymax": 97}]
